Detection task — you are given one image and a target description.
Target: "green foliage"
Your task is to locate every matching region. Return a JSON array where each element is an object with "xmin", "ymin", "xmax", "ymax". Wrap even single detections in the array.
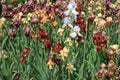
[{"xmin": 0, "ymin": 0, "xmax": 120, "ymax": 80}]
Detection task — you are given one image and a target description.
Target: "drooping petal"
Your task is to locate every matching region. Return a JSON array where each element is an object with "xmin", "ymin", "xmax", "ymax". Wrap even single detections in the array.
[
  {"xmin": 72, "ymin": 9, "xmax": 79, "ymax": 15},
  {"xmin": 62, "ymin": 24, "xmax": 66, "ymax": 29},
  {"xmin": 78, "ymin": 33, "xmax": 83, "ymax": 37},
  {"xmin": 68, "ymin": 24, "xmax": 73, "ymax": 29},
  {"xmin": 70, "ymin": 32, "xmax": 77, "ymax": 38}
]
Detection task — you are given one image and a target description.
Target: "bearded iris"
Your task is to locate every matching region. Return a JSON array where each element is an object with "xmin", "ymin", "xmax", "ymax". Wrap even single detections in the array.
[{"xmin": 70, "ymin": 26, "xmax": 83, "ymax": 38}]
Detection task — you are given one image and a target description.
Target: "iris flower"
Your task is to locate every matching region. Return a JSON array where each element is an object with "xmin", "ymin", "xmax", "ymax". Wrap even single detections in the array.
[
  {"xmin": 60, "ymin": 47, "xmax": 69, "ymax": 60},
  {"xmin": 66, "ymin": 63, "xmax": 76, "ymax": 73},
  {"xmin": 64, "ymin": 0, "xmax": 78, "ymax": 20},
  {"xmin": 62, "ymin": 17, "xmax": 73, "ymax": 29},
  {"xmin": 70, "ymin": 26, "xmax": 83, "ymax": 38},
  {"xmin": 47, "ymin": 59, "xmax": 55, "ymax": 69}
]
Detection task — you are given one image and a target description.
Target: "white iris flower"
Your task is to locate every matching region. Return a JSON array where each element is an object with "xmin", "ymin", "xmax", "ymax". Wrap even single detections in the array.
[
  {"xmin": 70, "ymin": 26, "xmax": 83, "ymax": 38},
  {"xmin": 62, "ymin": 0, "xmax": 82, "ymax": 39},
  {"xmin": 64, "ymin": 1, "xmax": 78, "ymax": 20},
  {"xmin": 62, "ymin": 17, "xmax": 73, "ymax": 29}
]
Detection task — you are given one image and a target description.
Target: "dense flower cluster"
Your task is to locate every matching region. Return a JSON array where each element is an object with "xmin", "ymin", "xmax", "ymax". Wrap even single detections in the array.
[
  {"xmin": 93, "ymin": 31, "xmax": 109, "ymax": 51},
  {"xmin": 86, "ymin": 0, "xmax": 120, "ymax": 29},
  {"xmin": 96, "ymin": 44, "xmax": 120, "ymax": 80},
  {"xmin": 96, "ymin": 60, "xmax": 120, "ymax": 80},
  {"xmin": 106, "ymin": 44, "xmax": 120, "ymax": 59},
  {"xmin": 0, "ymin": 0, "xmax": 120, "ymax": 80},
  {"xmin": 62, "ymin": 0, "xmax": 82, "ymax": 39},
  {"xmin": 1, "ymin": 0, "xmax": 67, "ymax": 18}
]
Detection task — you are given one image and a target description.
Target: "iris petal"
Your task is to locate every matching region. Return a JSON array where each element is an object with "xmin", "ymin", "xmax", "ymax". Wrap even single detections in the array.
[{"xmin": 70, "ymin": 32, "xmax": 77, "ymax": 38}]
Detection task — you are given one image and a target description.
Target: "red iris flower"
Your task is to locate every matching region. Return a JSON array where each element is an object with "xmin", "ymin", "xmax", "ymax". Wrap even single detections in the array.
[{"xmin": 53, "ymin": 43, "xmax": 63, "ymax": 54}]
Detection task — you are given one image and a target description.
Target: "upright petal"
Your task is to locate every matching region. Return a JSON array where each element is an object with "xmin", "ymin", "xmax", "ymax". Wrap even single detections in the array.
[
  {"xmin": 73, "ymin": 26, "xmax": 80, "ymax": 32},
  {"xmin": 67, "ymin": 3, "xmax": 76, "ymax": 10},
  {"xmin": 63, "ymin": 17, "xmax": 71, "ymax": 24}
]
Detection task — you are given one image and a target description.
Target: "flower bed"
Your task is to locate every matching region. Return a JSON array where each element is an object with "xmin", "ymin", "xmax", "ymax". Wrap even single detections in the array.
[{"xmin": 0, "ymin": 0, "xmax": 120, "ymax": 80}]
